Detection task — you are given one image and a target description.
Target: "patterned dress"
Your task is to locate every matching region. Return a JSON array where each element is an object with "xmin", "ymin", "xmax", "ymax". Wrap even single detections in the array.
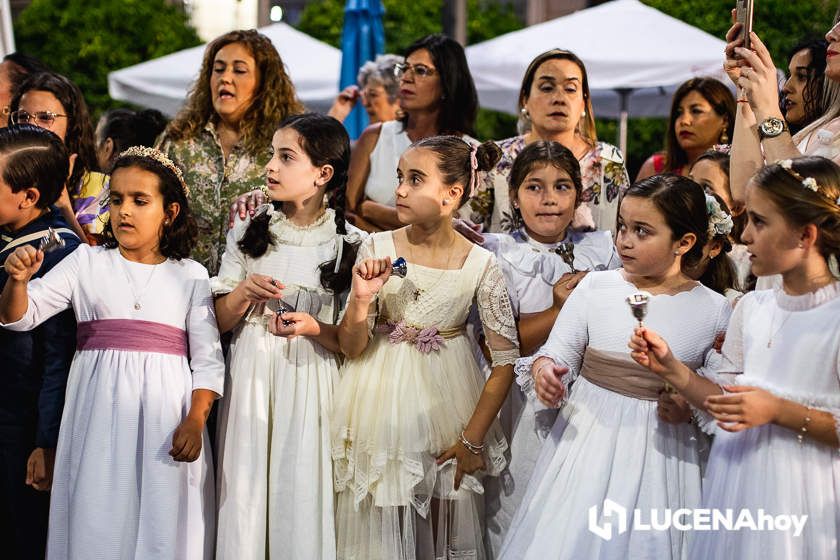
[
  {"xmin": 468, "ymin": 135, "xmax": 630, "ymax": 235},
  {"xmin": 159, "ymin": 122, "xmax": 269, "ymax": 274}
]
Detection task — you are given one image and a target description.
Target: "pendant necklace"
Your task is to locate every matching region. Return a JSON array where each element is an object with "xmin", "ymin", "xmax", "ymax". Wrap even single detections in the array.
[
  {"xmin": 406, "ymin": 232, "xmax": 457, "ymax": 301},
  {"xmin": 766, "ymin": 306, "xmax": 793, "ymax": 348},
  {"xmin": 118, "ymin": 254, "xmax": 160, "ymax": 310}
]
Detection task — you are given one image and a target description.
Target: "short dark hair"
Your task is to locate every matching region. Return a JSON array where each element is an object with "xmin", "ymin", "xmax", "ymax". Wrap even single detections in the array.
[
  {"xmin": 98, "ymin": 108, "xmax": 168, "ymax": 172},
  {"xmin": 508, "ymin": 140, "xmax": 583, "ymax": 208},
  {"xmin": 664, "ymin": 78, "xmax": 735, "ymax": 172},
  {"xmin": 101, "ymin": 154, "xmax": 197, "ymax": 260},
  {"xmin": 10, "ymin": 72, "xmax": 96, "ymax": 196},
  {"xmin": 0, "ymin": 124, "xmax": 68, "ymax": 208},
  {"xmin": 2, "ymin": 52, "xmax": 49, "ymax": 87},
  {"xmin": 622, "ymin": 174, "xmax": 709, "ymax": 269},
  {"xmin": 401, "ymin": 34, "xmax": 478, "ymax": 136},
  {"xmin": 412, "ymin": 136, "xmax": 502, "ymax": 207}
]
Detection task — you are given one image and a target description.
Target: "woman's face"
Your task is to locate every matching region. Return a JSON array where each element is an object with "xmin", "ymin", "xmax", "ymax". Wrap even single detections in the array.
[
  {"xmin": 673, "ymin": 90, "xmax": 727, "ymax": 154},
  {"xmin": 397, "ymin": 48, "xmax": 443, "ymax": 114},
  {"xmin": 825, "ymin": 22, "xmax": 840, "ymax": 81},
  {"xmin": 523, "ymin": 58, "xmax": 586, "ymax": 138},
  {"xmin": 210, "ymin": 42, "xmax": 259, "ymax": 126},
  {"xmin": 361, "ymin": 80, "xmax": 399, "ymax": 123},
  {"xmin": 17, "ymin": 90, "xmax": 69, "ymax": 142},
  {"xmin": 781, "ymin": 49, "xmax": 813, "ymax": 126}
]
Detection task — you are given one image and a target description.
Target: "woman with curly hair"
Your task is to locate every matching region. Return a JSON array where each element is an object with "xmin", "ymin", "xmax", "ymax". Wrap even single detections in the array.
[{"xmin": 159, "ymin": 29, "xmax": 303, "ymax": 273}]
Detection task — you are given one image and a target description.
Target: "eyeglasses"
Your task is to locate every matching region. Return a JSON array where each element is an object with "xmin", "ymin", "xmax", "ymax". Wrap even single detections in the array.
[
  {"xmin": 9, "ymin": 110, "xmax": 68, "ymax": 128},
  {"xmin": 394, "ymin": 63, "xmax": 437, "ymax": 79}
]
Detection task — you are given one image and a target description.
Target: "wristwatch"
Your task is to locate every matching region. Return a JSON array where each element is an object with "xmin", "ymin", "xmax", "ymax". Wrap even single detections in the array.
[{"xmin": 758, "ymin": 117, "xmax": 788, "ymax": 140}]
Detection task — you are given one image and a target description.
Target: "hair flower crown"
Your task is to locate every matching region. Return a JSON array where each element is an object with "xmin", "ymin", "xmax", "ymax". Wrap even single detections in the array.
[
  {"xmin": 118, "ymin": 146, "xmax": 189, "ymax": 196},
  {"xmin": 778, "ymin": 159, "xmax": 840, "ymax": 204}
]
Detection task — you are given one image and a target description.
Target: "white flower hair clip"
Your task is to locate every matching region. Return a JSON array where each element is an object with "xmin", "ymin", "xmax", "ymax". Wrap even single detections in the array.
[
  {"xmin": 777, "ymin": 159, "xmax": 832, "ymax": 200},
  {"xmin": 705, "ymin": 194, "xmax": 734, "ymax": 237}
]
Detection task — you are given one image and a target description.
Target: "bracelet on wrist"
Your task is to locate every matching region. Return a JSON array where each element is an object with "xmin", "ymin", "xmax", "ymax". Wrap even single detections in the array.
[
  {"xmin": 796, "ymin": 409, "xmax": 812, "ymax": 444},
  {"xmin": 458, "ymin": 430, "xmax": 485, "ymax": 455}
]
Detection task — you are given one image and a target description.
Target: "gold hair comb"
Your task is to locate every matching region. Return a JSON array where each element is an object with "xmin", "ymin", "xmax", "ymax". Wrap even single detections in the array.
[{"xmin": 118, "ymin": 146, "xmax": 189, "ymax": 196}]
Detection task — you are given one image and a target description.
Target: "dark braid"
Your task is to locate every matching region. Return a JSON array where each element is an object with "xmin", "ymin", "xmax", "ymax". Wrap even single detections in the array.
[
  {"xmin": 320, "ymin": 173, "xmax": 356, "ymax": 293},
  {"xmin": 237, "ymin": 201, "xmax": 280, "ymax": 258}
]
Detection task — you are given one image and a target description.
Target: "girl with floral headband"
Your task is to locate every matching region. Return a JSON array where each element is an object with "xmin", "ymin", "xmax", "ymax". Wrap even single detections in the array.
[
  {"xmin": 212, "ymin": 113, "xmax": 364, "ymax": 559},
  {"xmin": 331, "ymin": 136, "xmax": 519, "ymax": 559},
  {"xmin": 0, "ymin": 147, "xmax": 224, "ymax": 559},
  {"xmin": 630, "ymin": 155, "xmax": 840, "ymax": 558}
]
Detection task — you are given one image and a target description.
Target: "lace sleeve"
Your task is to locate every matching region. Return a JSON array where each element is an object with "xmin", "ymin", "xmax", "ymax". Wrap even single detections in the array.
[
  {"xmin": 210, "ymin": 218, "xmax": 248, "ymax": 296},
  {"xmin": 475, "ymin": 255, "xmax": 519, "ymax": 367}
]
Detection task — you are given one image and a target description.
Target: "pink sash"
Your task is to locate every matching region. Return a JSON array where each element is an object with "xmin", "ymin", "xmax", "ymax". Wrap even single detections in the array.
[{"xmin": 76, "ymin": 319, "xmax": 188, "ymax": 357}]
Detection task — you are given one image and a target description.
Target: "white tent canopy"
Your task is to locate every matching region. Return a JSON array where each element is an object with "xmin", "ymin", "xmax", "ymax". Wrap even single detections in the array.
[
  {"xmin": 108, "ymin": 22, "xmax": 341, "ymax": 117},
  {"xmin": 466, "ymin": 0, "xmax": 731, "ymax": 153}
]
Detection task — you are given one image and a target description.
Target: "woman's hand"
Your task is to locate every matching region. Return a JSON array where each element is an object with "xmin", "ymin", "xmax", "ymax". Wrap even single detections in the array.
[
  {"xmin": 453, "ymin": 218, "xmax": 484, "ymax": 244},
  {"xmin": 628, "ymin": 327, "xmax": 681, "ymax": 380},
  {"xmin": 169, "ymin": 416, "xmax": 204, "ymax": 462},
  {"xmin": 233, "ymin": 274, "xmax": 284, "ymax": 305},
  {"xmin": 228, "ymin": 189, "xmax": 266, "ymax": 228},
  {"xmin": 3, "ymin": 246, "xmax": 43, "ymax": 282},
  {"xmin": 351, "ymin": 257, "xmax": 392, "ymax": 301},
  {"xmin": 723, "ymin": 18, "xmax": 746, "ymax": 87},
  {"xmin": 436, "ymin": 440, "xmax": 486, "ymax": 491},
  {"xmin": 552, "ymin": 271, "xmax": 587, "ymax": 310},
  {"xmin": 734, "ymin": 32, "xmax": 782, "ymax": 118},
  {"xmin": 26, "ymin": 447, "xmax": 55, "ymax": 491},
  {"xmin": 657, "ymin": 391, "xmax": 692, "ymax": 424},
  {"xmin": 268, "ymin": 311, "xmax": 320, "ymax": 338},
  {"xmin": 327, "ymin": 85, "xmax": 361, "ymax": 123},
  {"xmin": 704, "ymin": 385, "xmax": 782, "ymax": 432},
  {"xmin": 533, "ymin": 357, "xmax": 568, "ymax": 407}
]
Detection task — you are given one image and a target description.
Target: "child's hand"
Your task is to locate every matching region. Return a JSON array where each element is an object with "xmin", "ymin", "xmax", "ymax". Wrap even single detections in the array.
[
  {"xmin": 628, "ymin": 327, "xmax": 680, "ymax": 379},
  {"xmin": 26, "ymin": 447, "xmax": 55, "ymax": 491},
  {"xmin": 4, "ymin": 245, "xmax": 44, "ymax": 282},
  {"xmin": 235, "ymin": 274, "xmax": 284, "ymax": 305},
  {"xmin": 169, "ymin": 416, "xmax": 204, "ymax": 462},
  {"xmin": 351, "ymin": 257, "xmax": 392, "ymax": 300},
  {"xmin": 658, "ymin": 391, "xmax": 692, "ymax": 424},
  {"xmin": 436, "ymin": 438, "xmax": 486, "ymax": 491},
  {"xmin": 552, "ymin": 271, "xmax": 587, "ymax": 310},
  {"xmin": 533, "ymin": 358, "xmax": 568, "ymax": 408},
  {"xmin": 268, "ymin": 311, "xmax": 320, "ymax": 338},
  {"xmin": 704, "ymin": 385, "xmax": 781, "ymax": 432}
]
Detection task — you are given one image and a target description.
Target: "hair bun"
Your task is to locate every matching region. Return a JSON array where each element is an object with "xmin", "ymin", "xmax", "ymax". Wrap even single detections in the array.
[{"xmin": 475, "ymin": 140, "xmax": 502, "ymax": 173}]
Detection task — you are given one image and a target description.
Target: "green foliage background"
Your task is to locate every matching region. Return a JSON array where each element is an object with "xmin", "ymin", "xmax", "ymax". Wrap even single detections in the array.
[{"xmin": 14, "ymin": 0, "xmax": 201, "ymax": 116}]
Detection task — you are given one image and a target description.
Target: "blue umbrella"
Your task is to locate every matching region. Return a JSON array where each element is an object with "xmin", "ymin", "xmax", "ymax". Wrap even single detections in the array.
[{"xmin": 339, "ymin": 0, "xmax": 385, "ymax": 139}]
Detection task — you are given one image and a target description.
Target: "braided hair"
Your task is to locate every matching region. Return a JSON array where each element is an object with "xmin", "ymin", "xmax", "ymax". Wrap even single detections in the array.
[{"xmin": 238, "ymin": 113, "xmax": 358, "ymax": 294}]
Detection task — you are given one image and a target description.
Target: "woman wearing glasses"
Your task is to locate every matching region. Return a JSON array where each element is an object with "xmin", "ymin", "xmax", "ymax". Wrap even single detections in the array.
[
  {"xmin": 346, "ymin": 34, "xmax": 478, "ymax": 232},
  {"xmin": 9, "ymin": 71, "xmax": 107, "ymax": 244}
]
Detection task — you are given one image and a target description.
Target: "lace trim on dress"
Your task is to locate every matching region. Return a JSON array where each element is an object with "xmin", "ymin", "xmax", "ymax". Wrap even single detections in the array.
[
  {"xmin": 514, "ymin": 351, "xmax": 573, "ymax": 405},
  {"xmin": 728, "ymin": 375, "xmax": 840, "ymax": 410},
  {"xmin": 774, "ymin": 281, "xmax": 840, "ymax": 311},
  {"xmin": 476, "ymin": 258, "xmax": 520, "ymax": 367}
]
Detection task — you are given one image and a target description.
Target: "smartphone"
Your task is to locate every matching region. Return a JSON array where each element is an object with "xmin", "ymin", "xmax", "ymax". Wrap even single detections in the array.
[{"xmin": 735, "ymin": 0, "xmax": 754, "ymax": 50}]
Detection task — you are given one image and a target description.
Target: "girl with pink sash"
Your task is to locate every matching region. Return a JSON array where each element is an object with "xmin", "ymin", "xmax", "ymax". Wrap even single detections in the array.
[{"xmin": 0, "ymin": 148, "xmax": 224, "ymax": 560}]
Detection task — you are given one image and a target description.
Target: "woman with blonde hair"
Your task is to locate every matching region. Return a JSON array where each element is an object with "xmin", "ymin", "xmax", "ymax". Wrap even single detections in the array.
[{"xmin": 159, "ymin": 29, "xmax": 303, "ymax": 273}]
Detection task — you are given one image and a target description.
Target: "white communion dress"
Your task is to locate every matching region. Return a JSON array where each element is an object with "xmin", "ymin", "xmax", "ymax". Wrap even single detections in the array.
[
  {"xmin": 1, "ymin": 245, "xmax": 224, "ymax": 560},
  {"xmin": 500, "ymin": 270, "xmax": 730, "ymax": 560},
  {"xmin": 330, "ymin": 231, "xmax": 520, "ymax": 560},
  {"xmin": 690, "ymin": 283, "xmax": 840, "ymax": 559},
  {"xmin": 212, "ymin": 208, "xmax": 364, "ymax": 560}
]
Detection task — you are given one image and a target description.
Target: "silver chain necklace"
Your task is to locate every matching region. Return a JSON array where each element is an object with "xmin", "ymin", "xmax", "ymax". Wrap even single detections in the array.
[{"xmin": 118, "ymin": 254, "xmax": 159, "ymax": 310}]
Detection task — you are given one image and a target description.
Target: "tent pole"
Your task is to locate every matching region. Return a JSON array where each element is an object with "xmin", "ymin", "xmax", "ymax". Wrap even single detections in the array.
[{"xmin": 615, "ymin": 88, "xmax": 633, "ymax": 160}]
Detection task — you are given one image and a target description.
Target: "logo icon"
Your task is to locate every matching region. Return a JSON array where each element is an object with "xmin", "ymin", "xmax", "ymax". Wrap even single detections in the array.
[{"xmin": 588, "ymin": 499, "xmax": 628, "ymax": 541}]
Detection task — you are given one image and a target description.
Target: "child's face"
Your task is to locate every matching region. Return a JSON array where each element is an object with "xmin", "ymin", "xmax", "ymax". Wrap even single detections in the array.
[
  {"xmin": 394, "ymin": 147, "xmax": 460, "ymax": 224},
  {"xmin": 514, "ymin": 164, "xmax": 576, "ymax": 243},
  {"xmin": 742, "ymin": 181, "xmax": 803, "ymax": 277},
  {"xmin": 617, "ymin": 196, "xmax": 690, "ymax": 277},
  {"xmin": 108, "ymin": 166, "xmax": 176, "ymax": 257},
  {"xmin": 689, "ymin": 159, "xmax": 732, "ymax": 211},
  {"xmin": 264, "ymin": 128, "xmax": 329, "ymax": 205}
]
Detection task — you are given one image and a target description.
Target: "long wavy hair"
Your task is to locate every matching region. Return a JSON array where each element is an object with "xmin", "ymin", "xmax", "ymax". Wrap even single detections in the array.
[{"xmin": 162, "ymin": 29, "xmax": 303, "ymax": 155}]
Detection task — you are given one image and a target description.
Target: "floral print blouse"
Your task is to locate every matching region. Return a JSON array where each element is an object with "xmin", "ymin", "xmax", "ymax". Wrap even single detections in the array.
[
  {"xmin": 159, "ymin": 121, "xmax": 269, "ymax": 274},
  {"xmin": 468, "ymin": 135, "xmax": 630, "ymax": 235}
]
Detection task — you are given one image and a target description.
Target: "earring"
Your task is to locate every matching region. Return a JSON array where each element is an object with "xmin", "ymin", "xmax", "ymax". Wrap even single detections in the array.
[
  {"xmin": 719, "ymin": 129, "xmax": 729, "ymax": 144},
  {"xmin": 798, "ymin": 242, "xmax": 804, "ymax": 248},
  {"xmin": 442, "ymin": 199, "xmax": 450, "ymax": 206},
  {"xmin": 520, "ymin": 107, "xmax": 531, "ymax": 121},
  {"xmin": 581, "ymin": 110, "xmax": 586, "ymax": 117},
  {"xmin": 674, "ymin": 250, "xmax": 680, "ymax": 255}
]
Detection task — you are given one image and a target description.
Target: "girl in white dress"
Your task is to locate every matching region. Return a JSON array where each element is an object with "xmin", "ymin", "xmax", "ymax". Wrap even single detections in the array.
[
  {"xmin": 630, "ymin": 156, "xmax": 840, "ymax": 558},
  {"xmin": 479, "ymin": 141, "xmax": 619, "ymax": 557},
  {"xmin": 501, "ymin": 174, "xmax": 731, "ymax": 560},
  {"xmin": 331, "ymin": 137, "xmax": 520, "ymax": 560},
  {"xmin": 213, "ymin": 114, "xmax": 363, "ymax": 560},
  {"xmin": 0, "ymin": 147, "xmax": 224, "ymax": 560}
]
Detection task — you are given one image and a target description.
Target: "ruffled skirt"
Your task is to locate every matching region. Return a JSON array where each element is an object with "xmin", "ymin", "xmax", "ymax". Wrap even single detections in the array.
[{"xmin": 331, "ymin": 333, "xmax": 507, "ymax": 560}]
